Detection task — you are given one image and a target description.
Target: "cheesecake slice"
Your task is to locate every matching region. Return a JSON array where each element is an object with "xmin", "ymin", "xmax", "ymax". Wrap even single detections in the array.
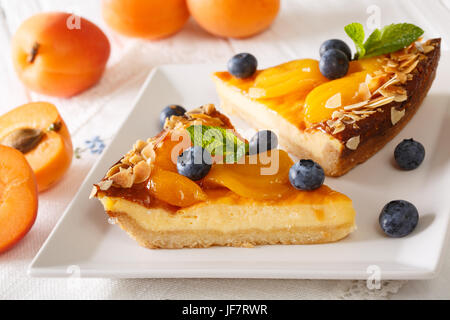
[
  {"xmin": 91, "ymin": 105, "xmax": 356, "ymax": 249},
  {"xmin": 212, "ymin": 39, "xmax": 440, "ymax": 176}
]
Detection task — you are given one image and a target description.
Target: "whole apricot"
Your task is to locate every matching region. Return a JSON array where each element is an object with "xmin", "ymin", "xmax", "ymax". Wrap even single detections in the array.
[
  {"xmin": 187, "ymin": 0, "xmax": 280, "ymax": 38},
  {"xmin": 102, "ymin": 0, "xmax": 190, "ymax": 39},
  {"xmin": 11, "ymin": 12, "xmax": 110, "ymax": 97}
]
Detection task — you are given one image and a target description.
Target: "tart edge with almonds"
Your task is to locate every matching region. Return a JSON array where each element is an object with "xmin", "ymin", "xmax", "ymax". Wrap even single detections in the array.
[{"xmin": 212, "ymin": 39, "xmax": 441, "ymax": 176}]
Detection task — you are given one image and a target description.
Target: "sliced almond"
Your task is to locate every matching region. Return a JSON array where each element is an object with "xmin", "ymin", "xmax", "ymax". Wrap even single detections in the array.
[
  {"xmin": 332, "ymin": 122, "xmax": 345, "ymax": 134},
  {"xmin": 141, "ymin": 144, "xmax": 156, "ymax": 162},
  {"xmin": 358, "ymin": 82, "xmax": 371, "ymax": 100},
  {"xmin": 402, "ymin": 59, "xmax": 419, "ymax": 74},
  {"xmin": 399, "ymin": 55, "xmax": 417, "ymax": 69},
  {"xmin": 133, "ymin": 160, "xmax": 151, "ymax": 184},
  {"xmin": 346, "ymin": 135, "xmax": 360, "ymax": 150},
  {"xmin": 203, "ymin": 103, "xmax": 216, "ymax": 115},
  {"xmin": 393, "ymin": 94, "xmax": 407, "ymax": 102},
  {"xmin": 133, "ymin": 140, "xmax": 147, "ymax": 153},
  {"xmin": 367, "ymin": 96, "xmax": 395, "ymax": 108},
  {"xmin": 106, "ymin": 163, "xmax": 123, "ymax": 178},
  {"xmin": 129, "ymin": 154, "xmax": 144, "ymax": 165},
  {"xmin": 89, "ymin": 186, "xmax": 98, "ymax": 199},
  {"xmin": 343, "ymin": 100, "xmax": 370, "ymax": 110},
  {"xmin": 109, "ymin": 167, "xmax": 134, "ymax": 188},
  {"xmin": 391, "ymin": 107, "xmax": 405, "ymax": 125},
  {"xmin": 325, "ymin": 93, "xmax": 342, "ymax": 109},
  {"xmin": 98, "ymin": 179, "xmax": 113, "ymax": 191},
  {"xmin": 422, "ymin": 45, "xmax": 435, "ymax": 53}
]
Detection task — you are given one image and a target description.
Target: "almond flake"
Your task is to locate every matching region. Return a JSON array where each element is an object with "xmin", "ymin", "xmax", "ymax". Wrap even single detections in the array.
[
  {"xmin": 346, "ymin": 136, "xmax": 360, "ymax": 150},
  {"xmin": 89, "ymin": 186, "xmax": 98, "ymax": 199},
  {"xmin": 399, "ymin": 55, "xmax": 418, "ymax": 69},
  {"xmin": 422, "ymin": 45, "xmax": 435, "ymax": 53},
  {"xmin": 402, "ymin": 59, "xmax": 419, "ymax": 74},
  {"xmin": 325, "ymin": 93, "xmax": 342, "ymax": 109},
  {"xmin": 331, "ymin": 110, "xmax": 344, "ymax": 119},
  {"xmin": 110, "ymin": 167, "xmax": 134, "ymax": 188},
  {"xmin": 326, "ymin": 120, "xmax": 335, "ymax": 127},
  {"xmin": 133, "ymin": 160, "xmax": 151, "ymax": 184},
  {"xmin": 133, "ymin": 140, "xmax": 147, "ymax": 153},
  {"xmin": 343, "ymin": 100, "xmax": 370, "ymax": 110},
  {"xmin": 393, "ymin": 94, "xmax": 407, "ymax": 102},
  {"xmin": 358, "ymin": 82, "xmax": 371, "ymax": 100},
  {"xmin": 391, "ymin": 107, "xmax": 405, "ymax": 125},
  {"xmin": 141, "ymin": 144, "xmax": 156, "ymax": 162},
  {"xmin": 367, "ymin": 96, "xmax": 395, "ymax": 108},
  {"xmin": 98, "ymin": 179, "xmax": 113, "ymax": 191},
  {"xmin": 332, "ymin": 122, "xmax": 345, "ymax": 134}
]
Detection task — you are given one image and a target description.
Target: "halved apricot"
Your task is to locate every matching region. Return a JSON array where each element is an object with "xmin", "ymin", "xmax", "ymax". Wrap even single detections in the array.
[
  {"xmin": 148, "ymin": 168, "xmax": 207, "ymax": 207},
  {"xmin": 0, "ymin": 102, "xmax": 73, "ymax": 191},
  {"xmin": 0, "ymin": 145, "xmax": 38, "ymax": 253}
]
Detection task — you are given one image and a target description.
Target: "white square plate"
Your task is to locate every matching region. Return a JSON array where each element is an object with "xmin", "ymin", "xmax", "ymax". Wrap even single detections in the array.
[{"xmin": 29, "ymin": 59, "xmax": 450, "ymax": 279}]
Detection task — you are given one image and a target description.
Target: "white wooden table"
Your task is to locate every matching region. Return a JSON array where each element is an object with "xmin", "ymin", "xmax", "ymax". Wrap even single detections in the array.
[{"xmin": 0, "ymin": 0, "xmax": 449, "ymax": 299}]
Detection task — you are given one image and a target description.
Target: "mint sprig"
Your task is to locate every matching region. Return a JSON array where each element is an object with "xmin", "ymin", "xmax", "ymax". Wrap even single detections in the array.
[
  {"xmin": 344, "ymin": 22, "xmax": 424, "ymax": 59},
  {"xmin": 186, "ymin": 125, "xmax": 248, "ymax": 163}
]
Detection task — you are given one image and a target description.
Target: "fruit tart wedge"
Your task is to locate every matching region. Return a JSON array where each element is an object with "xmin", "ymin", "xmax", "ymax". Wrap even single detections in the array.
[
  {"xmin": 212, "ymin": 38, "xmax": 440, "ymax": 176},
  {"xmin": 90, "ymin": 104, "xmax": 356, "ymax": 249}
]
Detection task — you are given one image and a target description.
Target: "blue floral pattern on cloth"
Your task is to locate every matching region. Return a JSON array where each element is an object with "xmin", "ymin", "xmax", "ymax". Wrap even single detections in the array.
[{"xmin": 75, "ymin": 136, "xmax": 106, "ymax": 159}]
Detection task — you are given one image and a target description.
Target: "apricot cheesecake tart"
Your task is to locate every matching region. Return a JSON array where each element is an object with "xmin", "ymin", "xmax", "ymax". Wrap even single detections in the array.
[
  {"xmin": 212, "ymin": 38, "xmax": 440, "ymax": 176},
  {"xmin": 90, "ymin": 105, "xmax": 356, "ymax": 249}
]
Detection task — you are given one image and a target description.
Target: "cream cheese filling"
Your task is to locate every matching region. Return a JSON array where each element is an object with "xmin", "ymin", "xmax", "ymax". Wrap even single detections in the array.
[{"xmin": 99, "ymin": 196, "xmax": 355, "ymax": 233}]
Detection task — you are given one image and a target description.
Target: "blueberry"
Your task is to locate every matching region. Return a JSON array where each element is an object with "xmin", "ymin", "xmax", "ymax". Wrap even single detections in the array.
[
  {"xmin": 160, "ymin": 104, "xmax": 186, "ymax": 128},
  {"xmin": 177, "ymin": 146, "xmax": 212, "ymax": 181},
  {"xmin": 249, "ymin": 130, "xmax": 278, "ymax": 155},
  {"xmin": 394, "ymin": 138, "xmax": 425, "ymax": 170},
  {"xmin": 289, "ymin": 159, "xmax": 325, "ymax": 191},
  {"xmin": 227, "ymin": 53, "xmax": 257, "ymax": 79},
  {"xmin": 379, "ymin": 200, "xmax": 419, "ymax": 237},
  {"xmin": 319, "ymin": 39, "xmax": 352, "ymax": 61},
  {"xmin": 319, "ymin": 49, "xmax": 349, "ymax": 80}
]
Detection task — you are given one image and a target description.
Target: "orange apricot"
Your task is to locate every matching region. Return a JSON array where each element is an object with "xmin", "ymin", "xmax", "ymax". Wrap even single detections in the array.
[
  {"xmin": 11, "ymin": 12, "xmax": 110, "ymax": 97},
  {"xmin": 0, "ymin": 145, "xmax": 38, "ymax": 254},
  {"xmin": 102, "ymin": 0, "xmax": 190, "ymax": 39},
  {"xmin": 187, "ymin": 0, "xmax": 280, "ymax": 38},
  {"xmin": 149, "ymin": 168, "xmax": 206, "ymax": 207},
  {"xmin": 0, "ymin": 102, "xmax": 73, "ymax": 192}
]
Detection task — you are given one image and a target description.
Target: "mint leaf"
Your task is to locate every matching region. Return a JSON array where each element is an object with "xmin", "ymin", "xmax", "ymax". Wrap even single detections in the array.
[
  {"xmin": 363, "ymin": 23, "xmax": 424, "ymax": 58},
  {"xmin": 186, "ymin": 125, "xmax": 248, "ymax": 163},
  {"xmin": 344, "ymin": 22, "xmax": 424, "ymax": 60},
  {"xmin": 344, "ymin": 22, "xmax": 365, "ymax": 59}
]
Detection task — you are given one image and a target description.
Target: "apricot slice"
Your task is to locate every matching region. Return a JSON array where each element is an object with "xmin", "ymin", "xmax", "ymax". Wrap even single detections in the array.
[
  {"xmin": 249, "ymin": 59, "xmax": 328, "ymax": 99},
  {"xmin": 0, "ymin": 102, "xmax": 73, "ymax": 191},
  {"xmin": 12, "ymin": 12, "xmax": 110, "ymax": 97},
  {"xmin": 148, "ymin": 168, "xmax": 207, "ymax": 207},
  {"xmin": 203, "ymin": 149, "xmax": 294, "ymax": 200},
  {"xmin": 153, "ymin": 132, "xmax": 190, "ymax": 172},
  {"xmin": 0, "ymin": 145, "xmax": 38, "ymax": 253},
  {"xmin": 303, "ymin": 72, "xmax": 369, "ymax": 125}
]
